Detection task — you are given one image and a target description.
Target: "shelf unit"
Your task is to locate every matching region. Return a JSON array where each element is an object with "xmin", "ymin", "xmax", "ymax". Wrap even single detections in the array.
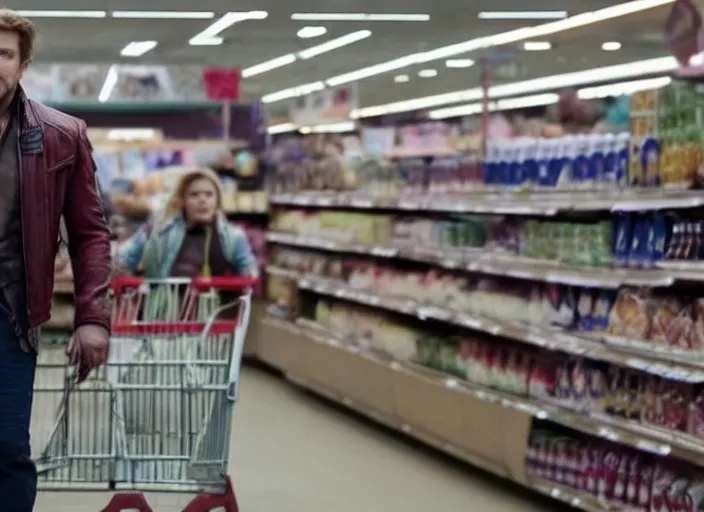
[{"xmin": 262, "ymin": 182, "xmax": 704, "ymax": 510}]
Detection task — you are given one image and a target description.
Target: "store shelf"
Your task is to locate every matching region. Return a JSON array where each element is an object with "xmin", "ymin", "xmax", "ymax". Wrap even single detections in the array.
[
  {"xmin": 270, "ymin": 189, "xmax": 704, "ymax": 214},
  {"xmin": 273, "ymin": 316, "xmax": 704, "ymax": 467},
  {"xmin": 293, "ymin": 272, "xmax": 704, "ymax": 382},
  {"xmin": 255, "ymin": 315, "xmax": 704, "ymax": 511},
  {"xmin": 266, "ymin": 232, "xmax": 691, "ymax": 288}
]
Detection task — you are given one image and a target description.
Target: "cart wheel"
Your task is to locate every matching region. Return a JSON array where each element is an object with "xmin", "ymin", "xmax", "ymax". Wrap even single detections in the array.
[
  {"xmin": 101, "ymin": 492, "xmax": 153, "ymax": 512},
  {"xmin": 181, "ymin": 474, "xmax": 239, "ymax": 512}
]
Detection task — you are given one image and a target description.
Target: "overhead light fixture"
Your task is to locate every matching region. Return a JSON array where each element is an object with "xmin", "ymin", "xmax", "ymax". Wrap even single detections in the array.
[
  {"xmin": 264, "ymin": 0, "xmax": 673, "ymax": 102},
  {"xmin": 291, "ymin": 13, "xmax": 429, "ymax": 21},
  {"xmin": 111, "ymin": 11, "xmax": 215, "ymax": 19},
  {"xmin": 242, "ymin": 54, "xmax": 297, "ymax": 78},
  {"xmin": 418, "ymin": 69, "xmax": 438, "ymax": 78},
  {"xmin": 429, "ymin": 78, "xmax": 675, "ymax": 119},
  {"xmin": 242, "ymin": 31, "xmax": 371, "ymax": 78},
  {"xmin": 446, "ymin": 59, "xmax": 475, "ymax": 68},
  {"xmin": 309, "ymin": 121, "xmax": 357, "ymax": 133},
  {"xmin": 297, "ymin": 26, "xmax": 327, "ymax": 38},
  {"xmin": 602, "ymin": 41, "xmax": 623, "ymax": 51},
  {"xmin": 523, "ymin": 41, "xmax": 552, "ymax": 51},
  {"xmin": 429, "ymin": 93, "xmax": 560, "ymax": 119},
  {"xmin": 98, "ymin": 65, "xmax": 118, "ymax": 103},
  {"xmin": 578, "ymin": 76, "xmax": 671, "ymax": 99},
  {"xmin": 352, "ymin": 56, "xmax": 678, "ymax": 118},
  {"xmin": 394, "ymin": 74, "xmax": 410, "ymax": 83},
  {"xmin": 189, "ymin": 11, "xmax": 268, "ymax": 46},
  {"xmin": 261, "ymin": 81, "xmax": 325, "ymax": 103},
  {"xmin": 478, "ymin": 11, "xmax": 568, "ymax": 20},
  {"xmin": 267, "ymin": 123, "xmax": 297, "ymax": 134},
  {"xmin": 14, "ymin": 10, "xmax": 107, "ymax": 18},
  {"xmin": 120, "ymin": 41, "xmax": 158, "ymax": 57},
  {"xmin": 107, "ymin": 128, "xmax": 157, "ymax": 141},
  {"xmin": 298, "ymin": 30, "xmax": 371, "ymax": 59}
]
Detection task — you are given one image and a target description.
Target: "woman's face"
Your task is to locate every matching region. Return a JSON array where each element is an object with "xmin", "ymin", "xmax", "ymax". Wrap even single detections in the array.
[{"xmin": 184, "ymin": 177, "xmax": 218, "ymax": 225}]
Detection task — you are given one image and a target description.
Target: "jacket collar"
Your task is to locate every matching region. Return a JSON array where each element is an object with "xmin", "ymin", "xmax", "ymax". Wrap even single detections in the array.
[{"xmin": 156, "ymin": 212, "xmax": 227, "ymax": 236}]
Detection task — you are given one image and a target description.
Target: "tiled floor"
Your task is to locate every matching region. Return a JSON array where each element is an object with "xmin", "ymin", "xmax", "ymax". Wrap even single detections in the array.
[{"xmin": 35, "ymin": 366, "xmax": 553, "ymax": 512}]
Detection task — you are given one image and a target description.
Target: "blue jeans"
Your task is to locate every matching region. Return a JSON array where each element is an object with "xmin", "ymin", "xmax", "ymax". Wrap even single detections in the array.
[{"xmin": 0, "ymin": 308, "xmax": 37, "ymax": 511}]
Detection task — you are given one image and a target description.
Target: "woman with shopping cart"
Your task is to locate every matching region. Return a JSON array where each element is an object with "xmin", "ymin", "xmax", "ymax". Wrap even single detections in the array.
[
  {"xmin": 34, "ymin": 168, "xmax": 258, "ymax": 511},
  {"xmin": 118, "ymin": 167, "xmax": 259, "ymax": 280}
]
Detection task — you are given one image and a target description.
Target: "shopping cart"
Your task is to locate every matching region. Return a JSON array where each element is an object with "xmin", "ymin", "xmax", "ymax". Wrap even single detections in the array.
[{"xmin": 31, "ymin": 276, "xmax": 257, "ymax": 512}]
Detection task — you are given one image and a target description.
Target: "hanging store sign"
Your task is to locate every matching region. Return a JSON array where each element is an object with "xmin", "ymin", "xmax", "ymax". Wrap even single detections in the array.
[{"xmin": 202, "ymin": 67, "xmax": 241, "ymax": 101}]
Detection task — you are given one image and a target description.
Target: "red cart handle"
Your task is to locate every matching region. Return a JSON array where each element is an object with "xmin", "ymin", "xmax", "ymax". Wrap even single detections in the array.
[{"xmin": 110, "ymin": 276, "xmax": 258, "ymax": 293}]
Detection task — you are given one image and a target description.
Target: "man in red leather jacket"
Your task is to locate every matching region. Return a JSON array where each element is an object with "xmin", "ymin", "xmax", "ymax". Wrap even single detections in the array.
[{"xmin": 0, "ymin": 10, "xmax": 111, "ymax": 510}]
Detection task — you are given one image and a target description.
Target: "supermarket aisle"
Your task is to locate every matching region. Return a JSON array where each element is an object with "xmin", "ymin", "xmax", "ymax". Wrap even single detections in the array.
[{"xmin": 36, "ymin": 366, "xmax": 551, "ymax": 511}]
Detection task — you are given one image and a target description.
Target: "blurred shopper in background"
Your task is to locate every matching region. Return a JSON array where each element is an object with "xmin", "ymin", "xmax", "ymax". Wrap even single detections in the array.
[
  {"xmin": 0, "ymin": 9, "xmax": 112, "ymax": 511},
  {"xmin": 119, "ymin": 168, "xmax": 258, "ymax": 278}
]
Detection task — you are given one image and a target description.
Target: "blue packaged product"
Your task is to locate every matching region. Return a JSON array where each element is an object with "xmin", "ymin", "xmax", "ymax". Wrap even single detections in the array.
[
  {"xmin": 652, "ymin": 214, "xmax": 667, "ymax": 263},
  {"xmin": 613, "ymin": 214, "xmax": 632, "ymax": 267},
  {"xmin": 601, "ymin": 133, "xmax": 617, "ymax": 188},
  {"xmin": 536, "ymin": 139, "xmax": 551, "ymax": 188},
  {"xmin": 577, "ymin": 288, "xmax": 595, "ymax": 332},
  {"xmin": 508, "ymin": 144, "xmax": 522, "ymax": 186},
  {"xmin": 521, "ymin": 139, "xmax": 539, "ymax": 186},
  {"xmin": 642, "ymin": 216, "xmax": 657, "ymax": 268},
  {"xmin": 497, "ymin": 143, "xmax": 509, "ymax": 187},
  {"xmin": 585, "ymin": 134, "xmax": 603, "ymax": 187},
  {"xmin": 592, "ymin": 292, "xmax": 615, "ymax": 331},
  {"xmin": 628, "ymin": 216, "xmax": 647, "ymax": 268},
  {"xmin": 615, "ymin": 133, "xmax": 630, "ymax": 188}
]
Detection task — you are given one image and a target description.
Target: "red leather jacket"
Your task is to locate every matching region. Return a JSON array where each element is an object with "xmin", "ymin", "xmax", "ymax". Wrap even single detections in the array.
[{"xmin": 18, "ymin": 89, "xmax": 111, "ymax": 346}]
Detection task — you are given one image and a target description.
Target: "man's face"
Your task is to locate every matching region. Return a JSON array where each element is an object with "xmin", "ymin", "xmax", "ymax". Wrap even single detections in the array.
[{"xmin": 0, "ymin": 30, "xmax": 25, "ymax": 102}]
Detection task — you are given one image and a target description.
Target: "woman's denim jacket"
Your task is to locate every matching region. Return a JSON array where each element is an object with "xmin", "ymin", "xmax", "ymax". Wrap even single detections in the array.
[{"xmin": 119, "ymin": 213, "xmax": 258, "ymax": 278}]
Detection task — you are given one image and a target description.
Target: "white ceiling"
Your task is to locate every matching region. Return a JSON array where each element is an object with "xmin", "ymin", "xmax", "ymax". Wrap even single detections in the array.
[{"xmin": 5, "ymin": 0, "xmax": 672, "ymax": 115}]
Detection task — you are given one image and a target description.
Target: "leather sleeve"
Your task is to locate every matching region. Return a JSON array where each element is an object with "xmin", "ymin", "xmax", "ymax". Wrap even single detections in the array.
[{"xmin": 63, "ymin": 122, "xmax": 112, "ymax": 332}]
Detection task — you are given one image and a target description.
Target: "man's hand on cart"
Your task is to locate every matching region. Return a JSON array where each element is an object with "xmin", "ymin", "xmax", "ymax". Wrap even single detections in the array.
[{"xmin": 67, "ymin": 324, "xmax": 110, "ymax": 383}]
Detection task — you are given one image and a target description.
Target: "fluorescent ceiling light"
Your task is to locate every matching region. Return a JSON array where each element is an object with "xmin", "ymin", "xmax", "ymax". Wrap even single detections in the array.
[
  {"xmin": 189, "ymin": 11, "xmax": 268, "ymax": 45},
  {"xmin": 429, "ymin": 78, "xmax": 674, "ymax": 119},
  {"xmin": 429, "ymin": 93, "xmax": 559, "ymax": 119},
  {"xmin": 98, "ymin": 65, "xmax": 118, "ymax": 103},
  {"xmin": 298, "ymin": 30, "xmax": 371, "ymax": 59},
  {"xmin": 112, "ymin": 11, "xmax": 215, "ymax": 19},
  {"xmin": 189, "ymin": 37, "xmax": 223, "ymax": 46},
  {"xmin": 15, "ymin": 10, "xmax": 106, "ymax": 18},
  {"xmin": 242, "ymin": 31, "xmax": 371, "ymax": 78},
  {"xmin": 291, "ymin": 13, "xmax": 429, "ymax": 21},
  {"xmin": 352, "ymin": 56, "xmax": 678, "ymax": 118},
  {"xmin": 242, "ymin": 54, "xmax": 297, "ymax": 78},
  {"xmin": 478, "ymin": 11, "xmax": 568, "ymax": 20},
  {"xmin": 264, "ymin": 0, "xmax": 674, "ymax": 101},
  {"xmin": 523, "ymin": 41, "xmax": 552, "ymax": 51},
  {"xmin": 120, "ymin": 41, "xmax": 158, "ymax": 57},
  {"xmin": 297, "ymin": 26, "xmax": 327, "ymax": 38},
  {"xmin": 602, "ymin": 41, "xmax": 622, "ymax": 51},
  {"xmin": 261, "ymin": 81, "xmax": 325, "ymax": 103},
  {"xmin": 418, "ymin": 69, "xmax": 438, "ymax": 78},
  {"xmin": 578, "ymin": 76, "xmax": 671, "ymax": 99},
  {"xmin": 107, "ymin": 128, "xmax": 157, "ymax": 141},
  {"xmin": 394, "ymin": 74, "xmax": 410, "ymax": 83},
  {"xmin": 268, "ymin": 123, "xmax": 297, "ymax": 134},
  {"xmin": 309, "ymin": 121, "xmax": 357, "ymax": 133},
  {"xmin": 446, "ymin": 59, "xmax": 475, "ymax": 68}
]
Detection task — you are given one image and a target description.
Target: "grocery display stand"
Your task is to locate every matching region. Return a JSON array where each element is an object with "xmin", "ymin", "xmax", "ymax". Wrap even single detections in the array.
[{"xmin": 256, "ymin": 79, "xmax": 704, "ymax": 510}]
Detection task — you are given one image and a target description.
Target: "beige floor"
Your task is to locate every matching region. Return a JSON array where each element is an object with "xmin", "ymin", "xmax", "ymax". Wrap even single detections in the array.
[{"xmin": 35, "ymin": 366, "xmax": 553, "ymax": 512}]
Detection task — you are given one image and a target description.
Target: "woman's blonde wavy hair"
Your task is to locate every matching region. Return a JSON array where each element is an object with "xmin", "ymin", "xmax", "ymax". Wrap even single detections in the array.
[{"xmin": 161, "ymin": 167, "xmax": 224, "ymax": 225}]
